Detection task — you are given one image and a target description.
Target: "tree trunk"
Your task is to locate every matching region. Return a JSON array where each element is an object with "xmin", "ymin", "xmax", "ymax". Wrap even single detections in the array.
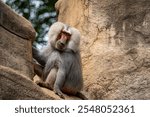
[{"xmin": 56, "ymin": 0, "xmax": 150, "ymax": 99}]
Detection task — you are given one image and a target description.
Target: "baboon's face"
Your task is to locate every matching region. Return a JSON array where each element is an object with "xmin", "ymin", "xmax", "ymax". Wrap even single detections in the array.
[{"xmin": 55, "ymin": 30, "xmax": 71, "ymax": 51}]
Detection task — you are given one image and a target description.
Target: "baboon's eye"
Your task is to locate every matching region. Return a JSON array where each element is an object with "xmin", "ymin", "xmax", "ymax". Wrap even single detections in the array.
[{"xmin": 57, "ymin": 33, "xmax": 61, "ymax": 40}]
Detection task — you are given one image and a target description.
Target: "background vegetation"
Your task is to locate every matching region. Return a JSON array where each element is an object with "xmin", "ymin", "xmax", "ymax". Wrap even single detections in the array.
[{"xmin": 5, "ymin": 0, "xmax": 57, "ymax": 48}]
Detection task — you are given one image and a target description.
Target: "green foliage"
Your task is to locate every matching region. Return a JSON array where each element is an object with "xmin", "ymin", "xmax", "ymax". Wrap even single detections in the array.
[{"xmin": 5, "ymin": 0, "xmax": 57, "ymax": 47}]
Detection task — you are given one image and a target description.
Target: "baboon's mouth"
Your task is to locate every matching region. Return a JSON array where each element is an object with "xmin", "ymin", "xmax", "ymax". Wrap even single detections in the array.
[{"xmin": 56, "ymin": 43, "xmax": 66, "ymax": 51}]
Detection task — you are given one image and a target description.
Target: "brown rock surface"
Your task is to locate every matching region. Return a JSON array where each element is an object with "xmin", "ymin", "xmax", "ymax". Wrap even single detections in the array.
[
  {"xmin": 0, "ymin": 65, "xmax": 53, "ymax": 99},
  {"xmin": 0, "ymin": 1, "xmax": 49, "ymax": 99},
  {"xmin": 0, "ymin": 1, "xmax": 35, "ymax": 79},
  {"xmin": 56, "ymin": 0, "xmax": 150, "ymax": 99}
]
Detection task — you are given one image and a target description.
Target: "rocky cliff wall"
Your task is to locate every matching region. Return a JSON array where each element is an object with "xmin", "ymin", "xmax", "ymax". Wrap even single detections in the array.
[{"xmin": 56, "ymin": 0, "xmax": 150, "ymax": 99}]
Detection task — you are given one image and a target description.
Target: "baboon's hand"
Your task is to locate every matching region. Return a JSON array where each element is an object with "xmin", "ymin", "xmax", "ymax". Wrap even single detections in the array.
[{"xmin": 54, "ymin": 89, "xmax": 65, "ymax": 99}]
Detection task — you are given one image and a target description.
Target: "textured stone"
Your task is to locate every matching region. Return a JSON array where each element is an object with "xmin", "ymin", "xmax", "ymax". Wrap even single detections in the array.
[
  {"xmin": 0, "ymin": 65, "xmax": 52, "ymax": 99},
  {"xmin": 56, "ymin": 0, "xmax": 150, "ymax": 99},
  {"xmin": 0, "ymin": 1, "xmax": 35, "ymax": 79}
]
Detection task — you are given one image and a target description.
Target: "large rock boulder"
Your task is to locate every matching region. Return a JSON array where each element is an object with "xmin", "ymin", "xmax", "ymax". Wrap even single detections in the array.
[
  {"xmin": 0, "ymin": 1, "xmax": 35, "ymax": 79},
  {"xmin": 56, "ymin": 0, "xmax": 150, "ymax": 99},
  {"xmin": 0, "ymin": 1, "xmax": 51, "ymax": 99},
  {"xmin": 0, "ymin": 1, "xmax": 50, "ymax": 99}
]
